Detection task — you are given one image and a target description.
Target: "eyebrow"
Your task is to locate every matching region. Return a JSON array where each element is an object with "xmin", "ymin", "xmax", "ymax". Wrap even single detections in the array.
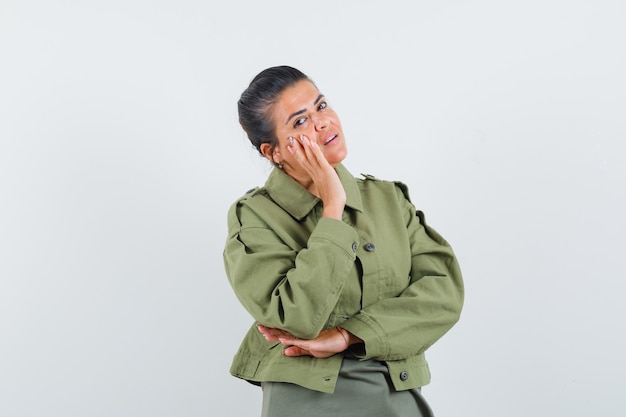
[{"xmin": 284, "ymin": 94, "xmax": 325, "ymax": 125}]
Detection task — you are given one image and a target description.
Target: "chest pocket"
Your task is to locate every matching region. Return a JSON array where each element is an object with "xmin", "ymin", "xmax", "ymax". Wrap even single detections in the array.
[{"xmin": 349, "ymin": 188, "xmax": 412, "ymax": 305}]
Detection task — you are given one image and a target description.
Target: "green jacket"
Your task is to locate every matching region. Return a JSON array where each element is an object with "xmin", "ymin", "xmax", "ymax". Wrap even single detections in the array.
[{"xmin": 223, "ymin": 164, "xmax": 464, "ymax": 393}]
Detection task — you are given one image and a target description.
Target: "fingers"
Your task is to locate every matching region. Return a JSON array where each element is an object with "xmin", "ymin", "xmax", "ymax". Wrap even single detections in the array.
[
  {"xmin": 287, "ymin": 135, "xmax": 308, "ymax": 160},
  {"xmin": 278, "ymin": 334, "xmax": 305, "ymax": 347},
  {"xmin": 257, "ymin": 324, "xmax": 294, "ymax": 342},
  {"xmin": 259, "ymin": 326, "xmax": 346, "ymax": 358},
  {"xmin": 257, "ymin": 325, "xmax": 310, "ymax": 350},
  {"xmin": 282, "ymin": 345, "xmax": 311, "ymax": 357},
  {"xmin": 300, "ymin": 135, "xmax": 328, "ymax": 166},
  {"xmin": 282, "ymin": 344, "xmax": 334, "ymax": 359},
  {"xmin": 288, "ymin": 135, "xmax": 329, "ymax": 171}
]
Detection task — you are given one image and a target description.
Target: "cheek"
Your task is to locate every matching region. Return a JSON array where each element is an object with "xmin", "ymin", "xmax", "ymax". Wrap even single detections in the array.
[
  {"xmin": 325, "ymin": 144, "xmax": 348, "ymax": 166},
  {"xmin": 330, "ymin": 110, "xmax": 342, "ymax": 126},
  {"xmin": 277, "ymin": 142, "xmax": 297, "ymax": 163},
  {"xmin": 272, "ymin": 129, "xmax": 290, "ymax": 153}
]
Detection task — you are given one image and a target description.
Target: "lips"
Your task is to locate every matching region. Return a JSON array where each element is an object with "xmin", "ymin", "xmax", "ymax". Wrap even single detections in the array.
[{"xmin": 324, "ymin": 134, "xmax": 338, "ymax": 145}]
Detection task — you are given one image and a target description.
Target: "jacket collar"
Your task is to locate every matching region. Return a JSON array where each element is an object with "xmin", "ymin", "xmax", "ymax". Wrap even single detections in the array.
[{"xmin": 265, "ymin": 163, "xmax": 363, "ymax": 220}]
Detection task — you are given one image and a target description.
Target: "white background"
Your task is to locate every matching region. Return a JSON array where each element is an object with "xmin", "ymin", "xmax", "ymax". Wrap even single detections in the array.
[{"xmin": 2, "ymin": 1, "xmax": 625, "ymax": 416}]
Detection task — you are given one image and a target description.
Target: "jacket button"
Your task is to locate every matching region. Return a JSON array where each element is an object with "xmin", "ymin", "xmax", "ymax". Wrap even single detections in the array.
[
  {"xmin": 399, "ymin": 371, "xmax": 409, "ymax": 381},
  {"xmin": 364, "ymin": 242, "xmax": 375, "ymax": 252},
  {"xmin": 351, "ymin": 242, "xmax": 358, "ymax": 252}
]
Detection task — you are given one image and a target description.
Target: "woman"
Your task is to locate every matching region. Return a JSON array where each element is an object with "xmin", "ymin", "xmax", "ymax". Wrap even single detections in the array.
[{"xmin": 223, "ymin": 65, "xmax": 464, "ymax": 416}]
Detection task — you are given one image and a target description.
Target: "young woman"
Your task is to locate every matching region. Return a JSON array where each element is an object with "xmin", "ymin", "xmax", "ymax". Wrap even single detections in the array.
[{"xmin": 224, "ymin": 65, "xmax": 464, "ymax": 416}]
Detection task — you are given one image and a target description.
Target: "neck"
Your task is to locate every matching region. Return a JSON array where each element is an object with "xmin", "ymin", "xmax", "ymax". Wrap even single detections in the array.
[
  {"xmin": 298, "ymin": 177, "xmax": 319, "ymax": 197},
  {"xmin": 283, "ymin": 169, "xmax": 320, "ymax": 197}
]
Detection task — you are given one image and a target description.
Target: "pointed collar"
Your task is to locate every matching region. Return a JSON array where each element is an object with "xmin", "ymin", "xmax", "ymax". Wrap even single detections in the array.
[{"xmin": 264, "ymin": 163, "xmax": 363, "ymax": 220}]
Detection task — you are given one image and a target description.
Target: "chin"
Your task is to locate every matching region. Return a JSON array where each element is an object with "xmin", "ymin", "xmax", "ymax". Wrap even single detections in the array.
[{"xmin": 328, "ymin": 149, "xmax": 348, "ymax": 167}]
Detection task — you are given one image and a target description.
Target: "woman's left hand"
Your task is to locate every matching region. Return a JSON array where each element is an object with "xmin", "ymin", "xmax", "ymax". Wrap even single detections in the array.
[{"xmin": 257, "ymin": 324, "xmax": 359, "ymax": 358}]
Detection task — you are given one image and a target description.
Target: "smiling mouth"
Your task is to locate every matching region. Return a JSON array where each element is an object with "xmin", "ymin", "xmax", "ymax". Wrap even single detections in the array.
[{"xmin": 324, "ymin": 134, "xmax": 338, "ymax": 145}]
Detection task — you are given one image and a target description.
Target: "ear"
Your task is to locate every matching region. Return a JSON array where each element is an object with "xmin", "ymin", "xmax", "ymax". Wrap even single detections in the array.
[{"xmin": 260, "ymin": 143, "xmax": 280, "ymax": 164}]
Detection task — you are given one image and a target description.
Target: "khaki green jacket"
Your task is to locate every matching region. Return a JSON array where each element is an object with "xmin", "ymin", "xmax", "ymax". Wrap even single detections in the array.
[{"xmin": 223, "ymin": 164, "xmax": 464, "ymax": 393}]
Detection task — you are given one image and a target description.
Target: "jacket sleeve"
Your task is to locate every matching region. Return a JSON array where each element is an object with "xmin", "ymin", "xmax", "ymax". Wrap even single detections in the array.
[
  {"xmin": 223, "ymin": 194, "xmax": 360, "ymax": 339},
  {"xmin": 340, "ymin": 184, "xmax": 465, "ymax": 361}
]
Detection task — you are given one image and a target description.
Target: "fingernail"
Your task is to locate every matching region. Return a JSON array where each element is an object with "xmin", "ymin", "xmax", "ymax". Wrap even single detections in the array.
[
  {"xmin": 288, "ymin": 136, "xmax": 294, "ymax": 145},
  {"xmin": 299, "ymin": 134, "xmax": 304, "ymax": 142}
]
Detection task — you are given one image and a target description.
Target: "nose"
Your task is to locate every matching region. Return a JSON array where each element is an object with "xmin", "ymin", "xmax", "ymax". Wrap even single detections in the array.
[{"xmin": 312, "ymin": 114, "xmax": 329, "ymax": 131}]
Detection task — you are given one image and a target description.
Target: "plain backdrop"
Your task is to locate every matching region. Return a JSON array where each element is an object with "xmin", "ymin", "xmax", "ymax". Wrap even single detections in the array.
[{"xmin": 2, "ymin": 1, "xmax": 625, "ymax": 416}]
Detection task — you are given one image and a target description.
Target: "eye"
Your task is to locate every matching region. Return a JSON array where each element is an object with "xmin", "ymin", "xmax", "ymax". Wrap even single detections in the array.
[
  {"xmin": 318, "ymin": 101, "xmax": 327, "ymax": 110},
  {"xmin": 293, "ymin": 117, "xmax": 307, "ymax": 128}
]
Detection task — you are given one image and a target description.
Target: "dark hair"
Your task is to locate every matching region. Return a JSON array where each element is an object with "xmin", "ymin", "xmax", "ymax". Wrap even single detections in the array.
[{"xmin": 238, "ymin": 66, "xmax": 314, "ymax": 155}]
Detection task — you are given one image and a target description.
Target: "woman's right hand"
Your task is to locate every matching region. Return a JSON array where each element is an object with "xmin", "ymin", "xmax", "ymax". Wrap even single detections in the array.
[{"xmin": 287, "ymin": 134, "xmax": 346, "ymax": 220}]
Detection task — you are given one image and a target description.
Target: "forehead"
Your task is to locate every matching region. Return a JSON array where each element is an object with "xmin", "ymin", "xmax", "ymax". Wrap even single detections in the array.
[{"xmin": 273, "ymin": 80, "xmax": 320, "ymax": 116}]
